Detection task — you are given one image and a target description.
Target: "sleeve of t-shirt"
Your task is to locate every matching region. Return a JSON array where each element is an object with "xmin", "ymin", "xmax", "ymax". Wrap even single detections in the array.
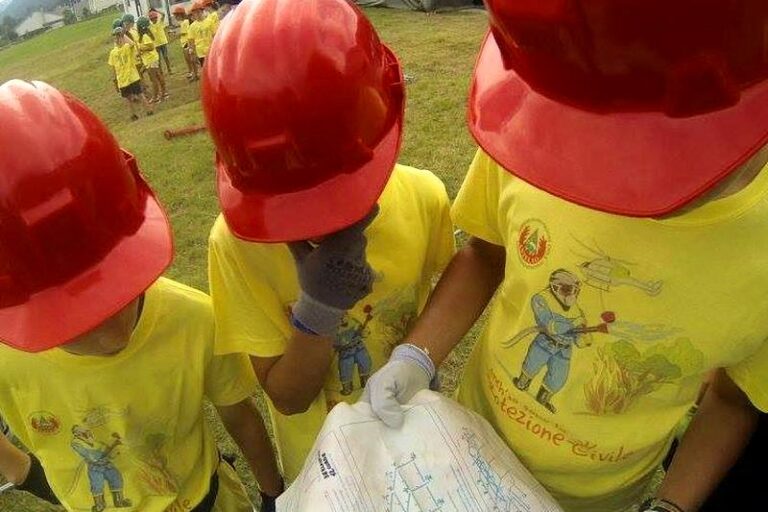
[
  {"xmin": 451, "ymin": 149, "xmax": 505, "ymax": 246},
  {"xmin": 208, "ymin": 222, "xmax": 291, "ymax": 358},
  {"xmin": 727, "ymin": 341, "xmax": 768, "ymax": 412},
  {"xmin": 204, "ymin": 351, "xmax": 258, "ymax": 407},
  {"xmin": 107, "ymin": 50, "xmax": 115, "ymax": 67},
  {"xmin": 424, "ymin": 173, "xmax": 457, "ymax": 278}
]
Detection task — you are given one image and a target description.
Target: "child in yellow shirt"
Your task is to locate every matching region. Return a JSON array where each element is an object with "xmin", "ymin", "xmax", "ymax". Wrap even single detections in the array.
[
  {"xmin": 120, "ymin": 13, "xmax": 144, "ymax": 76},
  {"xmin": 108, "ymin": 27, "xmax": 152, "ymax": 121},
  {"xmin": 136, "ymin": 15, "xmax": 167, "ymax": 103},
  {"xmin": 365, "ymin": 2, "xmax": 768, "ymax": 512},
  {"xmin": 0, "ymin": 80, "xmax": 283, "ymax": 512},
  {"xmin": 148, "ymin": 9, "xmax": 172, "ymax": 75},
  {"xmin": 203, "ymin": 0, "xmax": 455, "ymax": 481},
  {"xmin": 187, "ymin": 1, "xmax": 211, "ymax": 67},
  {"xmin": 172, "ymin": 4, "xmax": 198, "ymax": 81}
]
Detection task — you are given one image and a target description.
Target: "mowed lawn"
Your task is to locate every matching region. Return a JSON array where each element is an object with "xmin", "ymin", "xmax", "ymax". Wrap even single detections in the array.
[{"xmin": 0, "ymin": 7, "xmax": 490, "ymax": 511}]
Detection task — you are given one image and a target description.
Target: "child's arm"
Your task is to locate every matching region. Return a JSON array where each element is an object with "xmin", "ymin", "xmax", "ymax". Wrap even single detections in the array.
[
  {"xmin": 0, "ymin": 435, "xmax": 59, "ymax": 504},
  {"xmin": 654, "ymin": 369, "xmax": 759, "ymax": 511},
  {"xmin": 138, "ymin": 38, "xmax": 155, "ymax": 53},
  {"xmin": 217, "ymin": 399, "xmax": 284, "ymax": 501},
  {"xmin": 0, "ymin": 434, "xmax": 29, "ymax": 485}
]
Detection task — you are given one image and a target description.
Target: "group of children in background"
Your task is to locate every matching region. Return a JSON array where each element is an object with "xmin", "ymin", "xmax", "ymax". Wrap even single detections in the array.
[{"xmin": 108, "ymin": 0, "xmax": 226, "ymax": 121}]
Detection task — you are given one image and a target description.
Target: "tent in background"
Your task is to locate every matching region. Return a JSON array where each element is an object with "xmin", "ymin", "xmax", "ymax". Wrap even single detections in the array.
[{"xmin": 355, "ymin": 0, "xmax": 481, "ymax": 12}]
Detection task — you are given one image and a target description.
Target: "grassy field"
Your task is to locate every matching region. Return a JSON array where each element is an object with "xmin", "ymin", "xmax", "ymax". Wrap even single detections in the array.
[{"xmin": 0, "ymin": 7, "xmax": 489, "ymax": 511}]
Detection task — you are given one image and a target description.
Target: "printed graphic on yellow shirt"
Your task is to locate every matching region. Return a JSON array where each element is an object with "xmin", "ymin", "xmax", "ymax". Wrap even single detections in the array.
[
  {"xmin": 69, "ymin": 424, "xmax": 132, "ymax": 511},
  {"xmin": 286, "ymin": 285, "xmax": 419, "ymax": 406},
  {"xmin": 503, "ymin": 269, "xmax": 612, "ymax": 414},
  {"xmin": 574, "ymin": 238, "xmax": 663, "ymax": 296},
  {"xmin": 57, "ymin": 404, "xmax": 188, "ymax": 511},
  {"xmin": 335, "ymin": 306, "xmax": 374, "ymax": 396},
  {"xmin": 517, "ymin": 219, "xmax": 550, "ymax": 267},
  {"xmin": 133, "ymin": 433, "xmax": 179, "ymax": 496},
  {"xmin": 29, "ymin": 411, "xmax": 61, "ymax": 436},
  {"xmin": 498, "ymin": 240, "xmax": 705, "ymax": 417}
]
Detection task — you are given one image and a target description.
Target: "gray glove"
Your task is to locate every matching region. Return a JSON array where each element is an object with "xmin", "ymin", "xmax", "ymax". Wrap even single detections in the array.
[
  {"xmin": 361, "ymin": 343, "xmax": 438, "ymax": 429},
  {"xmin": 289, "ymin": 207, "xmax": 378, "ymax": 337}
]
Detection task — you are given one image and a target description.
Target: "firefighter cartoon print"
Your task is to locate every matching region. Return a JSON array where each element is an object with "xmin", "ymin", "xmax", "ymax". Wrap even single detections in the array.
[
  {"xmin": 70, "ymin": 425, "xmax": 132, "ymax": 511},
  {"xmin": 335, "ymin": 305, "xmax": 374, "ymax": 395},
  {"xmin": 504, "ymin": 269, "xmax": 615, "ymax": 413}
]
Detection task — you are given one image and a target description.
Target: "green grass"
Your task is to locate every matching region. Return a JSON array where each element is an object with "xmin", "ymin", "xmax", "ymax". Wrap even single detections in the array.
[{"xmin": 0, "ymin": 7, "xmax": 489, "ymax": 511}]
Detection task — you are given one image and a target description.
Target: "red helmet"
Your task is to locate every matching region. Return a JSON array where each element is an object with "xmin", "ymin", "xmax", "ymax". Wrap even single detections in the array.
[
  {"xmin": 172, "ymin": 5, "xmax": 186, "ymax": 15},
  {"xmin": 202, "ymin": 0, "xmax": 404, "ymax": 242},
  {"xmin": 470, "ymin": 0, "xmax": 768, "ymax": 216},
  {"xmin": 188, "ymin": 1, "xmax": 203, "ymax": 13},
  {"xmin": 0, "ymin": 81, "xmax": 172, "ymax": 352}
]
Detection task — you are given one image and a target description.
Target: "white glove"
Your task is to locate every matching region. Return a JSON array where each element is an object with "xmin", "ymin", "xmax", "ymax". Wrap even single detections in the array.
[{"xmin": 361, "ymin": 344, "xmax": 437, "ymax": 428}]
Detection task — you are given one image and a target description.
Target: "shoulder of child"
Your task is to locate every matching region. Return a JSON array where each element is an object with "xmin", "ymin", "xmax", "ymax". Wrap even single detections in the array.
[{"xmin": 392, "ymin": 163, "xmax": 449, "ymax": 197}]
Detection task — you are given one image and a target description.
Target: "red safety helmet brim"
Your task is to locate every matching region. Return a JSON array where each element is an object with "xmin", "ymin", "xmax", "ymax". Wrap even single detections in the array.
[
  {"xmin": 469, "ymin": 32, "xmax": 768, "ymax": 217},
  {"xmin": 217, "ymin": 47, "xmax": 404, "ymax": 243},
  {"xmin": 0, "ymin": 157, "xmax": 173, "ymax": 352}
]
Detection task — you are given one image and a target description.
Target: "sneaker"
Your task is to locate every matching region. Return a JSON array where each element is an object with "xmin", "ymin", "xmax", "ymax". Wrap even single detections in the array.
[
  {"xmin": 130, "ymin": 114, "xmax": 139, "ymax": 121},
  {"xmin": 146, "ymin": 111, "xmax": 154, "ymax": 117}
]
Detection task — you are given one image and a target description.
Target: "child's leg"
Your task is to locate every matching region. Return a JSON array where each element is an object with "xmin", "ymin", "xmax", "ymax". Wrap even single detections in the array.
[
  {"xmin": 149, "ymin": 69, "xmax": 160, "ymax": 101},
  {"xmin": 138, "ymin": 94, "xmax": 153, "ymax": 115},
  {"xmin": 161, "ymin": 46, "xmax": 172, "ymax": 75},
  {"xmin": 185, "ymin": 47, "xmax": 197, "ymax": 77},
  {"xmin": 126, "ymin": 95, "xmax": 139, "ymax": 120},
  {"xmin": 157, "ymin": 68, "xmax": 167, "ymax": 97}
]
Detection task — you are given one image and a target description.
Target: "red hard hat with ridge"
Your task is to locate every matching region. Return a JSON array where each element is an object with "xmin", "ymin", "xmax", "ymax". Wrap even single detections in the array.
[
  {"xmin": 470, "ymin": 0, "xmax": 768, "ymax": 216},
  {"xmin": 0, "ymin": 80, "xmax": 173, "ymax": 352},
  {"xmin": 202, "ymin": 0, "xmax": 405, "ymax": 242}
]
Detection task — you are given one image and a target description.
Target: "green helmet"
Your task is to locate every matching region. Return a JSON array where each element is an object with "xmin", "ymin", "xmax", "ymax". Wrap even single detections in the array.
[
  {"xmin": 112, "ymin": 17, "xmax": 123, "ymax": 30},
  {"xmin": 122, "ymin": 13, "xmax": 135, "ymax": 25},
  {"xmin": 136, "ymin": 15, "xmax": 150, "ymax": 30}
]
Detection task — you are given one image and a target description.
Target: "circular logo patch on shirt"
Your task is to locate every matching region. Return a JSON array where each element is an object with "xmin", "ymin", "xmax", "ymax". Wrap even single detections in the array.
[
  {"xmin": 517, "ymin": 219, "xmax": 550, "ymax": 267},
  {"xmin": 29, "ymin": 411, "xmax": 61, "ymax": 436}
]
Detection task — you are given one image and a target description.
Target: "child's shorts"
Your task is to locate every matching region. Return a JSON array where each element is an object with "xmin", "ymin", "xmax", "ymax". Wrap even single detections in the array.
[
  {"xmin": 120, "ymin": 80, "xmax": 142, "ymax": 98},
  {"xmin": 198, "ymin": 57, "xmax": 205, "ymax": 66},
  {"xmin": 146, "ymin": 60, "xmax": 160, "ymax": 69},
  {"xmin": 157, "ymin": 44, "xmax": 168, "ymax": 58}
]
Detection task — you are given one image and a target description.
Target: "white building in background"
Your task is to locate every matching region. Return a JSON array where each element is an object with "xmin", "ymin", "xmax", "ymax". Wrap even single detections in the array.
[
  {"xmin": 88, "ymin": 0, "xmax": 122, "ymax": 13},
  {"xmin": 122, "ymin": 0, "xmax": 172, "ymax": 18},
  {"xmin": 15, "ymin": 11, "xmax": 65, "ymax": 38}
]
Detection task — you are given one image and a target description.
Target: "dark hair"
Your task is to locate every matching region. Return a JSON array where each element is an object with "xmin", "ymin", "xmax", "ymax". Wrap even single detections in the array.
[{"xmin": 138, "ymin": 25, "xmax": 155, "ymax": 41}]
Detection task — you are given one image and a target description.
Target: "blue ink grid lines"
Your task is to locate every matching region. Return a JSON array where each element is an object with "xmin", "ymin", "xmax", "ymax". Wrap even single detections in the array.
[
  {"xmin": 276, "ymin": 395, "xmax": 563, "ymax": 512},
  {"xmin": 384, "ymin": 453, "xmax": 445, "ymax": 512}
]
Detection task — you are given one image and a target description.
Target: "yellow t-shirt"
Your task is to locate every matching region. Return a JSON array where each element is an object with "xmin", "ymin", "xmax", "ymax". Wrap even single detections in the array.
[
  {"xmin": 138, "ymin": 33, "xmax": 159, "ymax": 67},
  {"xmin": 108, "ymin": 43, "xmax": 140, "ymax": 88},
  {"xmin": 150, "ymin": 18, "xmax": 168, "ymax": 46},
  {"xmin": 206, "ymin": 11, "xmax": 220, "ymax": 34},
  {"xmin": 453, "ymin": 149, "xmax": 768, "ymax": 512},
  {"xmin": 0, "ymin": 278, "xmax": 257, "ymax": 511},
  {"xmin": 209, "ymin": 164, "xmax": 455, "ymax": 481},
  {"xmin": 128, "ymin": 28, "xmax": 142, "ymax": 65},
  {"xmin": 179, "ymin": 19, "xmax": 190, "ymax": 46},
  {"xmin": 188, "ymin": 20, "xmax": 211, "ymax": 58}
]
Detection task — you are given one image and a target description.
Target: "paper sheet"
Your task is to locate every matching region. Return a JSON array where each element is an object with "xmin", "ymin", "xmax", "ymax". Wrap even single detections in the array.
[{"xmin": 278, "ymin": 390, "xmax": 563, "ymax": 512}]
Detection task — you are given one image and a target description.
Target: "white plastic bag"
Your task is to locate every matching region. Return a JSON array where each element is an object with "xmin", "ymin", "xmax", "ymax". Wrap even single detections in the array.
[{"xmin": 278, "ymin": 390, "xmax": 564, "ymax": 512}]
